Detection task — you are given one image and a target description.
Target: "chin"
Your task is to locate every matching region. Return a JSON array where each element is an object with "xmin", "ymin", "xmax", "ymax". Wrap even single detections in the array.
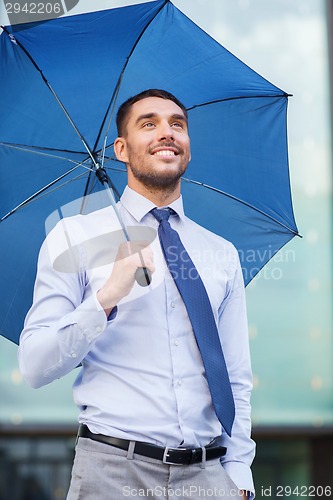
[{"xmin": 129, "ymin": 161, "xmax": 187, "ymax": 189}]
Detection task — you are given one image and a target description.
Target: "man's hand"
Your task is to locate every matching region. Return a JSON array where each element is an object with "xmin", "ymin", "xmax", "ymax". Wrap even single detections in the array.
[{"xmin": 97, "ymin": 240, "xmax": 155, "ymax": 316}]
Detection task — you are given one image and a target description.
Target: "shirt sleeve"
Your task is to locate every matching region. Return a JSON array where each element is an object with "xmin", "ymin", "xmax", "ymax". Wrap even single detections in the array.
[
  {"xmin": 218, "ymin": 245, "xmax": 256, "ymax": 496},
  {"xmin": 18, "ymin": 220, "xmax": 116, "ymax": 389}
]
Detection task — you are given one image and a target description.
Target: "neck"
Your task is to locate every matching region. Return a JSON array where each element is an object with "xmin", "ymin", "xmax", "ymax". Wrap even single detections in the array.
[{"xmin": 128, "ymin": 181, "xmax": 181, "ymax": 207}]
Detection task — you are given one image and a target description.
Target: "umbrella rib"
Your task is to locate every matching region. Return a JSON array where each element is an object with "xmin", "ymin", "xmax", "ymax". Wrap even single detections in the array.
[
  {"xmin": 0, "ymin": 141, "xmax": 87, "ymax": 156},
  {"xmin": 94, "ymin": 0, "xmax": 169, "ymax": 153},
  {"xmin": 181, "ymin": 177, "xmax": 301, "ymax": 237},
  {"xmin": 0, "ymin": 165, "xmax": 84, "ymax": 223},
  {"xmin": 76, "ymin": 154, "xmax": 300, "ymax": 238},
  {"xmin": 105, "ymin": 166, "xmax": 126, "ymax": 173},
  {"xmin": 70, "ymin": 162, "xmax": 300, "ymax": 238},
  {"xmin": 18, "ymin": 171, "xmax": 89, "ymax": 207},
  {"xmin": 1, "ymin": 26, "xmax": 99, "ymax": 171},
  {"xmin": 186, "ymin": 93, "xmax": 291, "ymax": 111},
  {"xmin": 0, "ymin": 142, "xmax": 90, "ymax": 166}
]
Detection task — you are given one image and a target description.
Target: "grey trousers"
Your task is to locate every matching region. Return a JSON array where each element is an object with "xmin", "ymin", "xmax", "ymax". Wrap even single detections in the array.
[{"xmin": 66, "ymin": 437, "xmax": 243, "ymax": 499}]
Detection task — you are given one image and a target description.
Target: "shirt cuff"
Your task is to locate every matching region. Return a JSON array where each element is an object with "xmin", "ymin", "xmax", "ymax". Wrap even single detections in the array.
[
  {"xmin": 92, "ymin": 291, "xmax": 118, "ymax": 322},
  {"xmin": 58, "ymin": 293, "xmax": 117, "ymax": 343}
]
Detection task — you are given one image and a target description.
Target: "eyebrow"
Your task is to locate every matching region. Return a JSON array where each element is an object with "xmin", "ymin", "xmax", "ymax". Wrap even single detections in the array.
[{"xmin": 135, "ymin": 113, "xmax": 187, "ymax": 125}]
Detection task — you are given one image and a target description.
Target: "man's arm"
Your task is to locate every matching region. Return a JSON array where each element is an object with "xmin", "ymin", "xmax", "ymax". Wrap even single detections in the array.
[
  {"xmin": 18, "ymin": 221, "xmax": 110, "ymax": 387},
  {"xmin": 218, "ymin": 246, "xmax": 255, "ymax": 497},
  {"xmin": 18, "ymin": 221, "xmax": 154, "ymax": 388}
]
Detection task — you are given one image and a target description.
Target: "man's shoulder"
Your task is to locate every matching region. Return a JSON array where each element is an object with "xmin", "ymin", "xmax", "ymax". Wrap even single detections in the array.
[
  {"xmin": 42, "ymin": 206, "xmax": 122, "ymax": 271},
  {"xmin": 52, "ymin": 205, "xmax": 117, "ymax": 232},
  {"xmin": 185, "ymin": 215, "xmax": 237, "ymax": 252},
  {"xmin": 44, "ymin": 206, "xmax": 120, "ymax": 253}
]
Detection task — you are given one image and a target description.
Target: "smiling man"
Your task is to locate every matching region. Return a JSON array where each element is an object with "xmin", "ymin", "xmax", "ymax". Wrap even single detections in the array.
[
  {"xmin": 19, "ymin": 89, "xmax": 255, "ymax": 499},
  {"xmin": 115, "ymin": 92, "xmax": 191, "ymax": 198}
]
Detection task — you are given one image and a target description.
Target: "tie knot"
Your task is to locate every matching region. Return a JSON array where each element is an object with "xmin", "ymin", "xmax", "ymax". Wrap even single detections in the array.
[{"xmin": 150, "ymin": 207, "xmax": 175, "ymax": 223}]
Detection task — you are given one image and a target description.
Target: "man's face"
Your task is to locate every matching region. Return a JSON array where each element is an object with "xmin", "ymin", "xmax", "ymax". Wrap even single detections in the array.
[{"xmin": 114, "ymin": 97, "xmax": 191, "ymax": 192}]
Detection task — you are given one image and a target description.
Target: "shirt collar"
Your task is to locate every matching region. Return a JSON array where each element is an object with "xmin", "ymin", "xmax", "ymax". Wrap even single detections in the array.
[{"xmin": 120, "ymin": 186, "xmax": 186, "ymax": 223}]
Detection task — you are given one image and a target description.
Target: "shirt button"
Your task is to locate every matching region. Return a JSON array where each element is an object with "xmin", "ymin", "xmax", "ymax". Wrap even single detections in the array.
[
  {"xmin": 96, "ymin": 326, "xmax": 102, "ymax": 333},
  {"xmin": 177, "ymin": 380, "xmax": 182, "ymax": 387},
  {"xmin": 174, "ymin": 340, "xmax": 180, "ymax": 346},
  {"xmin": 71, "ymin": 352, "xmax": 77, "ymax": 359},
  {"xmin": 171, "ymin": 302, "xmax": 176, "ymax": 308}
]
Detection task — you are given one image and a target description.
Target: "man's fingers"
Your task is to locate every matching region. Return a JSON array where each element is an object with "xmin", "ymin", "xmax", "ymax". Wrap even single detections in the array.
[
  {"xmin": 116, "ymin": 240, "xmax": 151, "ymax": 260},
  {"xmin": 115, "ymin": 241, "xmax": 155, "ymax": 274},
  {"xmin": 137, "ymin": 244, "xmax": 155, "ymax": 274}
]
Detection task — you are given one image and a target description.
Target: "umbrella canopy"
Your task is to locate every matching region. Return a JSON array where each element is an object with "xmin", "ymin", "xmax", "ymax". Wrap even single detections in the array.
[{"xmin": 0, "ymin": 0, "xmax": 299, "ymax": 344}]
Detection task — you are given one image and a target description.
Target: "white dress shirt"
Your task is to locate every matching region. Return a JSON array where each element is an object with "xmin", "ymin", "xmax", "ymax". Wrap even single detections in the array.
[{"xmin": 19, "ymin": 186, "xmax": 255, "ymax": 493}]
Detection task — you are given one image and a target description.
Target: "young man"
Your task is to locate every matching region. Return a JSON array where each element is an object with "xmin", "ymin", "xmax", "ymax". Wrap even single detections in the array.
[{"xmin": 19, "ymin": 89, "xmax": 255, "ymax": 499}]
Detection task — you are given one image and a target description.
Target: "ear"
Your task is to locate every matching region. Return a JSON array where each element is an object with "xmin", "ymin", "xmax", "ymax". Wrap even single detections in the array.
[{"xmin": 114, "ymin": 137, "xmax": 129, "ymax": 163}]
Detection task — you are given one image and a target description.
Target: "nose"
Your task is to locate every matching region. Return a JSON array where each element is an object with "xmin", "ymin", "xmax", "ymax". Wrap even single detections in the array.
[{"xmin": 157, "ymin": 121, "xmax": 174, "ymax": 141}]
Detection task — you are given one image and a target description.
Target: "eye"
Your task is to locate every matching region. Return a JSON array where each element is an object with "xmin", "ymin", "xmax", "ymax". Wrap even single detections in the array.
[
  {"xmin": 143, "ymin": 122, "xmax": 155, "ymax": 128},
  {"xmin": 172, "ymin": 121, "xmax": 184, "ymax": 129}
]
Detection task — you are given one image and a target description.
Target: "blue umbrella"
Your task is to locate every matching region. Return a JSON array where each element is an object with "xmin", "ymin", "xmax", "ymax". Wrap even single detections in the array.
[{"xmin": 0, "ymin": 0, "xmax": 299, "ymax": 344}]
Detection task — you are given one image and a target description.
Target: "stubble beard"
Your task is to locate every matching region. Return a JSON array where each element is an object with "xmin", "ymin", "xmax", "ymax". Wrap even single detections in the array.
[{"xmin": 127, "ymin": 152, "xmax": 189, "ymax": 195}]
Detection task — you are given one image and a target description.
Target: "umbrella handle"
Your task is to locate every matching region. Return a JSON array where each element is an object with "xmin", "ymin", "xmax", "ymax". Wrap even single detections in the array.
[
  {"xmin": 135, "ymin": 267, "xmax": 152, "ymax": 287},
  {"xmin": 135, "ymin": 244, "xmax": 152, "ymax": 287}
]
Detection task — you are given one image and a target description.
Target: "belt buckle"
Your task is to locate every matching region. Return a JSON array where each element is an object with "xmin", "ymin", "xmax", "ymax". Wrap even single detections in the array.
[{"xmin": 162, "ymin": 446, "xmax": 183, "ymax": 465}]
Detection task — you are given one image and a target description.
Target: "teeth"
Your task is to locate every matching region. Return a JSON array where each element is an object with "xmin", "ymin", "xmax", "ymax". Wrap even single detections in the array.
[{"xmin": 154, "ymin": 150, "xmax": 175, "ymax": 156}]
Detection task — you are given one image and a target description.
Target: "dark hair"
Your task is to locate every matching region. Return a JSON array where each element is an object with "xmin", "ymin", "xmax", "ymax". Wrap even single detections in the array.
[{"xmin": 116, "ymin": 89, "xmax": 188, "ymax": 136}]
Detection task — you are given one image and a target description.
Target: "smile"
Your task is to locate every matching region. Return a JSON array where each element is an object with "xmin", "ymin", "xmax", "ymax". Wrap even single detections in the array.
[{"xmin": 153, "ymin": 150, "xmax": 177, "ymax": 157}]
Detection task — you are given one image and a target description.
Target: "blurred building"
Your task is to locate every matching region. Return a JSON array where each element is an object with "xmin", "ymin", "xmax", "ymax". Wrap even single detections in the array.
[{"xmin": 1, "ymin": 0, "xmax": 333, "ymax": 498}]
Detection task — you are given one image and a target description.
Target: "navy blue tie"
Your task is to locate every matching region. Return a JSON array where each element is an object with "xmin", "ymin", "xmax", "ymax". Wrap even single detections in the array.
[{"xmin": 151, "ymin": 207, "xmax": 235, "ymax": 437}]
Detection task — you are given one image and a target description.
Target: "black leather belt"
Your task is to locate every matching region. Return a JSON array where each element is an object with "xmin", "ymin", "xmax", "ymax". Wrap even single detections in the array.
[{"xmin": 78, "ymin": 424, "xmax": 226, "ymax": 465}]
